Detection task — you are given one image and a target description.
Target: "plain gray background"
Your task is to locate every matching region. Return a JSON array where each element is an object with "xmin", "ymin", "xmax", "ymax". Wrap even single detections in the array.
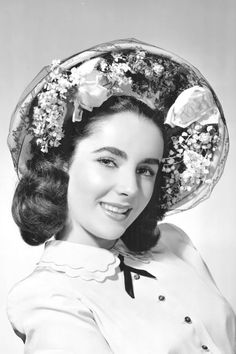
[{"xmin": 1, "ymin": 0, "xmax": 235, "ymax": 352}]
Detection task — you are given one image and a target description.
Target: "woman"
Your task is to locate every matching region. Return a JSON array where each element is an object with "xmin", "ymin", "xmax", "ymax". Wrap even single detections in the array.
[{"xmin": 7, "ymin": 39, "xmax": 236, "ymax": 353}]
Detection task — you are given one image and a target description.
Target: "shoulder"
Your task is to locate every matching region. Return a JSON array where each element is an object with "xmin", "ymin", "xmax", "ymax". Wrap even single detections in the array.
[
  {"xmin": 7, "ymin": 269, "xmax": 112, "ymax": 352},
  {"xmin": 156, "ymin": 222, "xmax": 219, "ymax": 290},
  {"xmin": 7, "ymin": 267, "xmax": 73, "ymax": 305},
  {"xmin": 7, "ymin": 268, "xmax": 86, "ymax": 335},
  {"xmin": 158, "ymin": 222, "xmax": 195, "ymax": 254}
]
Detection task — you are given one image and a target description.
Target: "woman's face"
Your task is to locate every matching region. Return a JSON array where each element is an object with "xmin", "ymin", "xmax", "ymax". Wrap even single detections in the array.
[{"xmin": 65, "ymin": 111, "xmax": 164, "ymax": 248}]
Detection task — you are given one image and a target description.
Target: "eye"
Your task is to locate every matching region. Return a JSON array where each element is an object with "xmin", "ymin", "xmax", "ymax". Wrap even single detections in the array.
[
  {"xmin": 137, "ymin": 166, "xmax": 156, "ymax": 177},
  {"xmin": 97, "ymin": 158, "xmax": 117, "ymax": 168}
]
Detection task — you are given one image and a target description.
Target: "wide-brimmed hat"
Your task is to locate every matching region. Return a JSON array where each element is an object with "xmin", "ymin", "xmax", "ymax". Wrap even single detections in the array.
[{"xmin": 8, "ymin": 38, "xmax": 229, "ymax": 215}]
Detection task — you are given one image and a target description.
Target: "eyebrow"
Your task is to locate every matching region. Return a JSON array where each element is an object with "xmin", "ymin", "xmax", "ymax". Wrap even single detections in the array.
[{"xmin": 93, "ymin": 146, "xmax": 160, "ymax": 165}]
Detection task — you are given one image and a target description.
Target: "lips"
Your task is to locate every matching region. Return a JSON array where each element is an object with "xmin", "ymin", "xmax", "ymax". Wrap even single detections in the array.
[
  {"xmin": 101, "ymin": 202, "xmax": 130, "ymax": 213},
  {"xmin": 100, "ymin": 202, "xmax": 132, "ymax": 220}
]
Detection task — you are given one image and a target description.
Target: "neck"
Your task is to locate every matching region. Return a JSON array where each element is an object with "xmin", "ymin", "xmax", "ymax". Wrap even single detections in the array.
[{"xmin": 57, "ymin": 221, "xmax": 118, "ymax": 250}]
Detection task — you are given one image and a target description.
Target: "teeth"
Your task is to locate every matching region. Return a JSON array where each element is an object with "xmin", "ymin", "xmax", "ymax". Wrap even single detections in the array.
[{"xmin": 101, "ymin": 203, "xmax": 129, "ymax": 214}]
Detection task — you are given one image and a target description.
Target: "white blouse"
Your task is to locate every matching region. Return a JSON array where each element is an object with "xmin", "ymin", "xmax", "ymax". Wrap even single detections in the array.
[{"xmin": 7, "ymin": 223, "xmax": 236, "ymax": 354}]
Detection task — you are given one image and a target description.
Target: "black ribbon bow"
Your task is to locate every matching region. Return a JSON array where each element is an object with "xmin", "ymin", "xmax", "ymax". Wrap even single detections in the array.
[{"xmin": 118, "ymin": 254, "xmax": 156, "ymax": 298}]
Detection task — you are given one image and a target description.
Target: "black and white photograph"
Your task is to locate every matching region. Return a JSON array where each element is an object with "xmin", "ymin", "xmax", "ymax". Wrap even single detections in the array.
[{"xmin": 1, "ymin": 0, "xmax": 236, "ymax": 353}]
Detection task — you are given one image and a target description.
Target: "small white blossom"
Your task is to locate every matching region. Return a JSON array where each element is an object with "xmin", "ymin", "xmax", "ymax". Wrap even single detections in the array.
[{"xmin": 152, "ymin": 64, "xmax": 164, "ymax": 76}]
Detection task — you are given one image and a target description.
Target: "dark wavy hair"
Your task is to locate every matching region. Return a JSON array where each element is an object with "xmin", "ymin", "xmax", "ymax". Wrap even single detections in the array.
[{"xmin": 12, "ymin": 96, "xmax": 168, "ymax": 252}]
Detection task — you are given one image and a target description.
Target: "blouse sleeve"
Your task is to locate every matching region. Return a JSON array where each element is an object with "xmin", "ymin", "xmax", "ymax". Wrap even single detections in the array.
[{"xmin": 7, "ymin": 270, "xmax": 112, "ymax": 354}]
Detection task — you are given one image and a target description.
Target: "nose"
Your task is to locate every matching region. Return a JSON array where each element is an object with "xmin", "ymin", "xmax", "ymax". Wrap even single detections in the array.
[{"xmin": 115, "ymin": 168, "xmax": 139, "ymax": 197}]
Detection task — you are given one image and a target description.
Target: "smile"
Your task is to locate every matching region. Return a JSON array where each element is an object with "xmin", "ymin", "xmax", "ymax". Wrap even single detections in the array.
[{"xmin": 100, "ymin": 202, "xmax": 132, "ymax": 220}]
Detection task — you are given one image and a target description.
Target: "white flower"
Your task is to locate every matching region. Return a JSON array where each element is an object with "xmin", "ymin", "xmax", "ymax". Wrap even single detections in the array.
[
  {"xmin": 152, "ymin": 64, "xmax": 164, "ymax": 76},
  {"xmin": 58, "ymin": 77, "xmax": 71, "ymax": 91},
  {"xmin": 178, "ymin": 149, "xmax": 211, "ymax": 192},
  {"xmin": 183, "ymin": 150, "xmax": 210, "ymax": 169},
  {"xmin": 136, "ymin": 50, "xmax": 146, "ymax": 59},
  {"xmin": 110, "ymin": 63, "xmax": 125, "ymax": 78},
  {"xmin": 70, "ymin": 67, "xmax": 82, "ymax": 85},
  {"xmin": 181, "ymin": 169, "xmax": 193, "ymax": 182},
  {"xmin": 164, "ymin": 86, "xmax": 220, "ymax": 128},
  {"xmin": 51, "ymin": 59, "xmax": 61, "ymax": 67},
  {"xmin": 199, "ymin": 132, "xmax": 211, "ymax": 144},
  {"xmin": 100, "ymin": 59, "xmax": 108, "ymax": 71}
]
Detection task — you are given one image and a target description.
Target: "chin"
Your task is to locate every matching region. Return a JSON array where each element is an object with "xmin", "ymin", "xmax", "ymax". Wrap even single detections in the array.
[{"xmin": 91, "ymin": 223, "xmax": 127, "ymax": 241}]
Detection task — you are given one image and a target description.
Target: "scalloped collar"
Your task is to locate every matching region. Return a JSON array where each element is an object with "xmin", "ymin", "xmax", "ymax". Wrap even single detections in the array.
[{"xmin": 37, "ymin": 239, "xmax": 153, "ymax": 282}]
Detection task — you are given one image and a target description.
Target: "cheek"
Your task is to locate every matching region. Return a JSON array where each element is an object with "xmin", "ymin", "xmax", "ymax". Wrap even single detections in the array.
[{"xmin": 68, "ymin": 163, "xmax": 111, "ymax": 206}]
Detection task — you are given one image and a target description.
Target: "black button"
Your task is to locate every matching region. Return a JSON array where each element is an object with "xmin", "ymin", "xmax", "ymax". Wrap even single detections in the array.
[
  {"xmin": 184, "ymin": 316, "xmax": 192, "ymax": 323},
  {"xmin": 201, "ymin": 345, "xmax": 209, "ymax": 351},
  {"xmin": 133, "ymin": 274, "xmax": 140, "ymax": 280},
  {"xmin": 158, "ymin": 295, "xmax": 166, "ymax": 301}
]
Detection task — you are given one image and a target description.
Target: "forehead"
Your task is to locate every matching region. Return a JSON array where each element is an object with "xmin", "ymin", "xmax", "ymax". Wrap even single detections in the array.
[{"xmin": 76, "ymin": 111, "xmax": 164, "ymax": 159}]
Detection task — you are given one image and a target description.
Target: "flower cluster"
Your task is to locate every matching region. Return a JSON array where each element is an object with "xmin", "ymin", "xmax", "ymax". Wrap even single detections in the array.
[
  {"xmin": 31, "ymin": 58, "xmax": 110, "ymax": 152},
  {"xmin": 161, "ymin": 123, "xmax": 220, "ymax": 208},
  {"xmin": 99, "ymin": 50, "xmax": 164, "ymax": 100},
  {"xmin": 32, "ymin": 60, "xmax": 73, "ymax": 152},
  {"xmin": 31, "ymin": 50, "xmax": 167, "ymax": 153}
]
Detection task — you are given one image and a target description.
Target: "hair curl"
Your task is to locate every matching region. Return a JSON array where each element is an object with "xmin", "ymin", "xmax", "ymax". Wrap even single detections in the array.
[{"xmin": 12, "ymin": 96, "xmax": 168, "ymax": 251}]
